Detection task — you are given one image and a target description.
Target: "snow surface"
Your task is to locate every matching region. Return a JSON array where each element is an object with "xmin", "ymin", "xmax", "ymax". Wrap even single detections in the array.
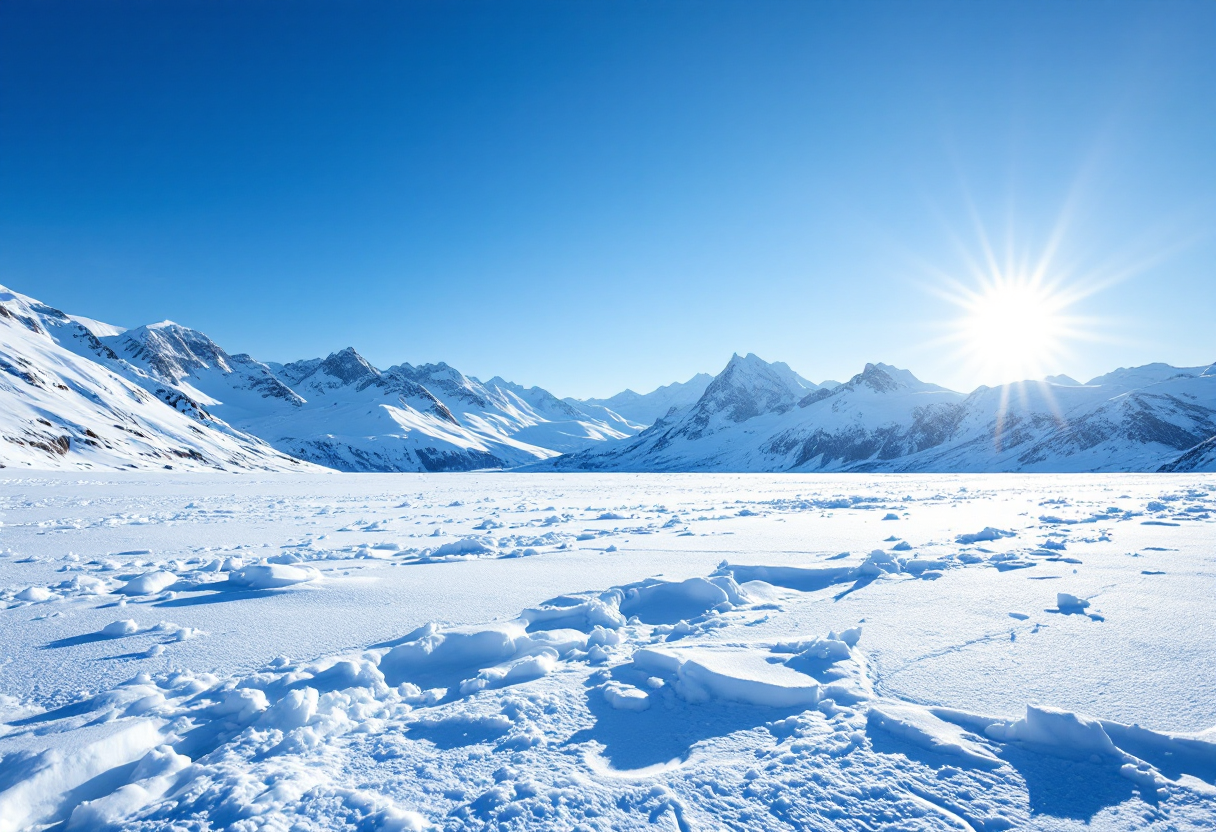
[{"xmin": 1, "ymin": 472, "xmax": 1214, "ymax": 830}]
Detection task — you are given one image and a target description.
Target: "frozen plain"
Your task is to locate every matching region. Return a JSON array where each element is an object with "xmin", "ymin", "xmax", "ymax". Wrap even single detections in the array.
[{"xmin": 0, "ymin": 472, "xmax": 1213, "ymax": 831}]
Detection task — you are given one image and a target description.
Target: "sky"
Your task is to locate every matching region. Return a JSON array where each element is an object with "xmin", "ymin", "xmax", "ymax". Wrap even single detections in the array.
[{"xmin": 1, "ymin": 0, "xmax": 1213, "ymax": 399}]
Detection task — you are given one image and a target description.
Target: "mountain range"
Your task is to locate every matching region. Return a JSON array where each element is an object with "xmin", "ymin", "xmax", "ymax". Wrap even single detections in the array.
[{"xmin": 2, "ymin": 283, "xmax": 1213, "ymax": 473}]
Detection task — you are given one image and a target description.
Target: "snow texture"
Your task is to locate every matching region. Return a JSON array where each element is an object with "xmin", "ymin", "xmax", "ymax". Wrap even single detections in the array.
[{"xmin": 1, "ymin": 472, "xmax": 1214, "ymax": 830}]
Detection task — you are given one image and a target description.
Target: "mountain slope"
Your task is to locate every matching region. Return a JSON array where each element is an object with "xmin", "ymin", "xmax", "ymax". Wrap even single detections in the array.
[
  {"xmin": 552, "ymin": 354, "xmax": 1216, "ymax": 473},
  {"xmin": 1159, "ymin": 434, "xmax": 1216, "ymax": 472},
  {"xmin": 767, "ymin": 363, "xmax": 966, "ymax": 470},
  {"xmin": 0, "ymin": 287, "xmax": 310, "ymax": 471},
  {"xmin": 250, "ymin": 349, "xmax": 522, "ymax": 472},
  {"xmin": 551, "ymin": 355, "xmax": 952, "ymax": 471},
  {"xmin": 899, "ymin": 366, "xmax": 1216, "ymax": 472},
  {"xmin": 0, "ymin": 285, "xmax": 642, "ymax": 473}
]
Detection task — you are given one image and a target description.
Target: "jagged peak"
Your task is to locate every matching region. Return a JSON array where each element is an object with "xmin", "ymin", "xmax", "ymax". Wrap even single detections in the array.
[
  {"xmin": 393, "ymin": 360, "xmax": 468, "ymax": 383},
  {"xmin": 683, "ymin": 353, "xmax": 803, "ymax": 429},
  {"xmin": 847, "ymin": 362, "xmax": 949, "ymax": 394},
  {"xmin": 319, "ymin": 347, "xmax": 379, "ymax": 384},
  {"xmin": 851, "ymin": 363, "xmax": 902, "ymax": 393},
  {"xmin": 798, "ymin": 362, "xmax": 949, "ymax": 404},
  {"xmin": 108, "ymin": 320, "xmax": 231, "ymax": 382}
]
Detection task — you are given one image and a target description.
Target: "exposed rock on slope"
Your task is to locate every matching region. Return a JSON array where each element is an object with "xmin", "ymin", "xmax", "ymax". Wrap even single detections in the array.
[
  {"xmin": 0, "ymin": 287, "xmax": 310, "ymax": 471},
  {"xmin": 553, "ymin": 354, "xmax": 1216, "ymax": 473}
]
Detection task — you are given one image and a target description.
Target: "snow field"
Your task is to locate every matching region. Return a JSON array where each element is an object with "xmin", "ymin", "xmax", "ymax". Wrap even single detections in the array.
[{"xmin": 0, "ymin": 472, "xmax": 1214, "ymax": 830}]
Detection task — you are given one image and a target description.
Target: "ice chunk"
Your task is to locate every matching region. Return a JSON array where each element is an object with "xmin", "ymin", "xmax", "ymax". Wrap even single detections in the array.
[
  {"xmin": 460, "ymin": 650, "xmax": 558, "ymax": 694},
  {"xmin": 602, "ymin": 682, "xmax": 650, "ymax": 711},
  {"xmin": 431, "ymin": 537, "xmax": 493, "ymax": 558},
  {"xmin": 259, "ymin": 687, "xmax": 318, "ymax": 731},
  {"xmin": 1056, "ymin": 593, "xmax": 1090, "ymax": 611},
  {"xmin": 855, "ymin": 549, "xmax": 902, "ymax": 577},
  {"xmin": 868, "ymin": 701, "xmax": 1001, "ymax": 766},
  {"xmin": 632, "ymin": 646, "xmax": 821, "ymax": 708},
  {"xmin": 956, "ymin": 527, "xmax": 1015, "ymax": 544},
  {"xmin": 985, "ymin": 705, "xmax": 1120, "ymax": 758}
]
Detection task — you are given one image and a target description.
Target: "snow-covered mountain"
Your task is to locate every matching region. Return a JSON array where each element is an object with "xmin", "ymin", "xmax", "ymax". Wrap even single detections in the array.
[
  {"xmin": 0, "ymin": 284, "xmax": 642, "ymax": 472},
  {"xmin": 897, "ymin": 367, "xmax": 1216, "ymax": 472},
  {"xmin": 553, "ymin": 356, "xmax": 966, "ymax": 471},
  {"xmin": 0, "ymin": 286, "xmax": 311, "ymax": 471},
  {"xmin": 4, "ymin": 282, "xmax": 1212, "ymax": 473},
  {"xmin": 575, "ymin": 363, "xmax": 827, "ymax": 429},
  {"xmin": 248, "ymin": 353, "xmax": 640, "ymax": 471},
  {"xmin": 103, "ymin": 327, "xmax": 642, "ymax": 471},
  {"xmin": 552, "ymin": 354, "xmax": 1216, "ymax": 473}
]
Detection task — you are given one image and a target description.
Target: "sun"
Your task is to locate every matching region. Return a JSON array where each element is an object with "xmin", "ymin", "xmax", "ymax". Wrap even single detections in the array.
[{"xmin": 960, "ymin": 276, "xmax": 1071, "ymax": 384}]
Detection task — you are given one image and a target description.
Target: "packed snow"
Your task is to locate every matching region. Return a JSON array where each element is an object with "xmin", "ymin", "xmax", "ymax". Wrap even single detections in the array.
[{"xmin": 1, "ymin": 472, "xmax": 1214, "ymax": 830}]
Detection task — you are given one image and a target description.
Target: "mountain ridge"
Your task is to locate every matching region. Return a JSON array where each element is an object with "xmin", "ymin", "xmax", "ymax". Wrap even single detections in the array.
[{"xmin": 1, "ymin": 282, "xmax": 1212, "ymax": 473}]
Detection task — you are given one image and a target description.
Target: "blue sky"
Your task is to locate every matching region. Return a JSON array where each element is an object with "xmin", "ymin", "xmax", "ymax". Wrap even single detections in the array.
[{"xmin": 2, "ymin": 0, "xmax": 1213, "ymax": 398}]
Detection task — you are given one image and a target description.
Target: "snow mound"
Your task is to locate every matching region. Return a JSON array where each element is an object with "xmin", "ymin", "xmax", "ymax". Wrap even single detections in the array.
[
  {"xmin": 430, "ymin": 537, "xmax": 494, "ymax": 558},
  {"xmin": 229, "ymin": 563, "xmax": 319, "ymax": 589},
  {"xmin": 100, "ymin": 619, "xmax": 140, "ymax": 637},
  {"xmin": 617, "ymin": 576, "xmax": 746, "ymax": 625},
  {"xmin": 956, "ymin": 527, "xmax": 1016, "ymax": 544},
  {"xmin": 632, "ymin": 645, "xmax": 822, "ymax": 707},
  {"xmin": 118, "ymin": 571, "xmax": 177, "ymax": 596},
  {"xmin": 985, "ymin": 704, "xmax": 1121, "ymax": 758}
]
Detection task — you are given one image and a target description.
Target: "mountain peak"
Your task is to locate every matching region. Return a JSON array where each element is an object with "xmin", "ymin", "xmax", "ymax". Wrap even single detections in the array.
[
  {"xmin": 320, "ymin": 348, "xmax": 379, "ymax": 384},
  {"xmin": 853, "ymin": 363, "xmax": 902, "ymax": 393},
  {"xmin": 683, "ymin": 353, "xmax": 802, "ymax": 432},
  {"xmin": 852, "ymin": 363, "xmax": 949, "ymax": 394},
  {"xmin": 112, "ymin": 320, "xmax": 230, "ymax": 383}
]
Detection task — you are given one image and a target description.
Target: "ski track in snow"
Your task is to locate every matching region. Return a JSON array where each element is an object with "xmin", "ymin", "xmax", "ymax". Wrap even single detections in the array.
[{"xmin": 0, "ymin": 472, "xmax": 1214, "ymax": 831}]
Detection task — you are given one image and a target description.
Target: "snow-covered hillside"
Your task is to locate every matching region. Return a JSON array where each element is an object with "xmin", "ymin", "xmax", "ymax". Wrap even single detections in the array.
[
  {"xmin": 110, "ymin": 327, "xmax": 643, "ymax": 472},
  {"xmin": 1160, "ymin": 434, "xmax": 1216, "ymax": 472},
  {"xmin": 900, "ymin": 367, "xmax": 1216, "ymax": 472},
  {"xmin": 0, "ymin": 285, "xmax": 641, "ymax": 473},
  {"xmin": 555, "ymin": 354, "xmax": 1216, "ymax": 473},
  {"xmin": 0, "ymin": 287, "xmax": 311, "ymax": 472}
]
